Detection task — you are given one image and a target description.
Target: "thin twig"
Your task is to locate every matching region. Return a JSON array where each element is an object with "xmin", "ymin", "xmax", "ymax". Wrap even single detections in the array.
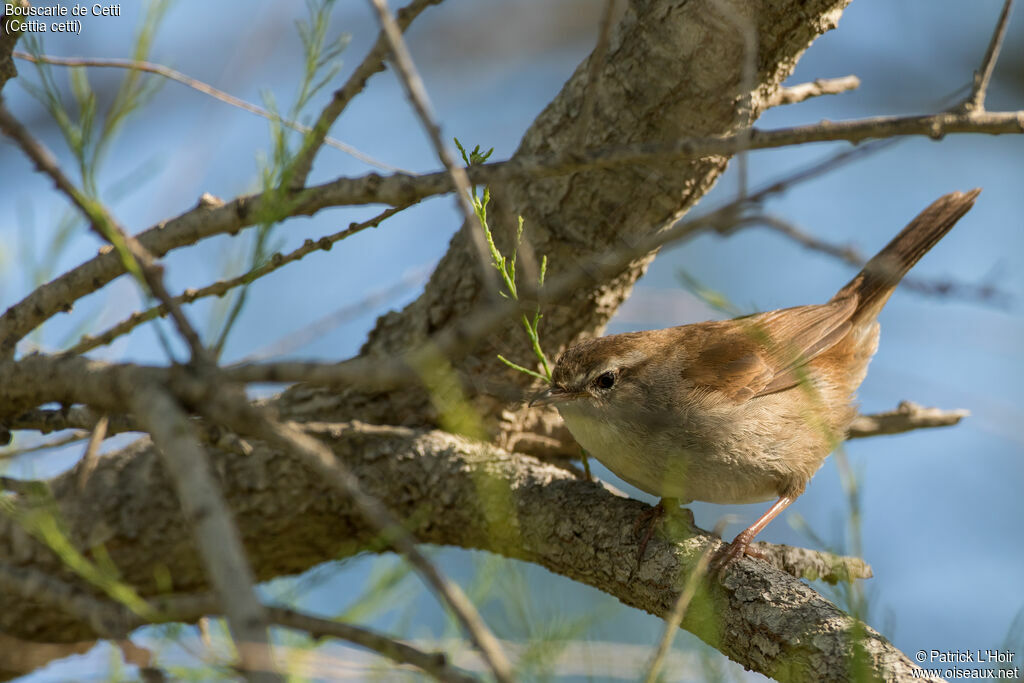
[
  {"xmin": 267, "ymin": 607, "xmax": 478, "ymax": 683},
  {"xmin": 642, "ymin": 541, "xmax": 716, "ymax": 683},
  {"xmin": 11, "ymin": 51, "xmax": 406, "ymax": 173},
  {"xmin": 67, "ymin": 204, "xmax": 412, "ymax": 355},
  {"xmin": 75, "ymin": 414, "xmax": 107, "ymax": 491},
  {"xmin": 129, "ymin": 385, "xmax": 279, "ymax": 682},
  {"xmin": 367, "ymin": 0, "xmax": 498, "ymax": 296},
  {"xmin": 4, "ymin": 407, "xmax": 137, "ymax": 436},
  {"xmin": 0, "ymin": 430, "xmax": 89, "ymax": 460},
  {"xmin": 238, "ymin": 266, "xmax": 430, "ymax": 362},
  {"xmin": 765, "ymin": 75, "xmax": 861, "ymax": 108},
  {"xmin": 847, "ymin": 401, "xmax": 969, "ymax": 439},
  {"xmin": 961, "ymin": 0, "xmax": 1014, "ymax": 112},
  {"xmin": 287, "ymin": 0, "xmax": 442, "ymax": 188},
  {"xmin": 151, "ymin": 592, "xmax": 478, "ymax": 682},
  {"xmin": 0, "ymin": 108, "xmax": 1020, "ymax": 359},
  {"xmin": 757, "ymin": 214, "xmax": 1008, "ymax": 305},
  {"xmin": 0, "ymin": 104, "xmax": 210, "ymax": 365},
  {"xmin": 0, "ymin": 476, "xmax": 42, "ymax": 495}
]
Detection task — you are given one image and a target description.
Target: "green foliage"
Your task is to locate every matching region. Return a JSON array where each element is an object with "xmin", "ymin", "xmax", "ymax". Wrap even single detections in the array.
[
  {"xmin": 22, "ymin": 0, "xmax": 171, "ymax": 198},
  {"xmin": 17, "ymin": 1, "xmax": 174, "ymax": 352},
  {"xmin": 210, "ymin": 0, "xmax": 348, "ymax": 357},
  {"xmin": 455, "ymin": 137, "xmax": 552, "ymax": 383}
]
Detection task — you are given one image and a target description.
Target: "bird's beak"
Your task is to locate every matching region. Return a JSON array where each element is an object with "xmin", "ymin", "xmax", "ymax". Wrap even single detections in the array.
[{"xmin": 529, "ymin": 385, "xmax": 573, "ymax": 407}]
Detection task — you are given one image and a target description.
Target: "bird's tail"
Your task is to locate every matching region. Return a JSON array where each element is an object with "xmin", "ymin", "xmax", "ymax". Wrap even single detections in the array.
[{"xmin": 833, "ymin": 189, "xmax": 981, "ymax": 322}]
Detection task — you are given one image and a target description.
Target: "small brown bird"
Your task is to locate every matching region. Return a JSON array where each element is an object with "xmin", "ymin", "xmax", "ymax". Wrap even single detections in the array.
[{"xmin": 532, "ymin": 190, "xmax": 980, "ymax": 570}]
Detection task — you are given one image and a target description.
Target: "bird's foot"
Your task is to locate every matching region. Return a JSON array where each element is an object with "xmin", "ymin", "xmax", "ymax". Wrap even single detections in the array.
[
  {"xmin": 712, "ymin": 529, "xmax": 761, "ymax": 578},
  {"xmin": 629, "ymin": 498, "xmax": 691, "ymax": 580}
]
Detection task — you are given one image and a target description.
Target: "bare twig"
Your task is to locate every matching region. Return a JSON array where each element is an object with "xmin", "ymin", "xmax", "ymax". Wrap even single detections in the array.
[
  {"xmin": 756, "ymin": 213, "xmax": 863, "ymax": 264},
  {"xmin": 129, "ymin": 385, "xmax": 279, "ymax": 682},
  {"xmin": 287, "ymin": 0, "xmax": 443, "ymax": 187},
  {"xmin": 766, "ymin": 75, "xmax": 861, "ymax": 108},
  {"xmin": 11, "ymin": 52, "xmax": 405, "ymax": 173},
  {"xmin": 756, "ymin": 214, "xmax": 1008, "ymax": 305},
  {"xmin": 642, "ymin": 542, "xmax": 717, "ymax": 683},
  {"xmin": 960, "ymin": 0, "xmax": 1014, "ymax": 112},
  {"xmin": 0, "ymin": 476, "xmax": 42, "ymax": 494},
  {"xmin": 75, "ymin": 414, "xmax": 108, "ymax": 491},
  {"xmin": 239, "ymin": 266, "xmax": 430, "ymax": 362},
  {"xmin": 67, "ymin": 204, "xmax": 412, "ymax": 355},
  {"xmin": 267, "ymin": 606, "xmax": 478, "ymax": 683},
  {"xmin": 847, "ymin": 401, "xmax": 969, "ymax": 439},
  {"xmin": 368, "ymin": 0, "xmax": 497, "ymax": 295},
  {"xmin": 0, "ymin": 104, "xmax": 209, "ymax": 365},
  {"xmin": 4, "ymin": 407, "xmax": 137, "ymax": 436},
  {"xmin": 152, "ymin": 592, "xmax": 479, "ymax": 683},
  {"xmin": 0, "ymin": 430, "xmax": 89, "ymax": 460}
]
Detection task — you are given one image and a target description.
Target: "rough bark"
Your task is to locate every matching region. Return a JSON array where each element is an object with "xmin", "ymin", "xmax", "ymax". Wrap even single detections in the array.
[{"xmin": 0, "ymin": 428, "xmax": 934, "ymax": 681}]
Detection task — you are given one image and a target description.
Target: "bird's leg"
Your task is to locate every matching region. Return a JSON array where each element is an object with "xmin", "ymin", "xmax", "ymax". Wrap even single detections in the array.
[
  {"xmin": 631, "ymin": 497, "xmax": 692, "ymax": 574},
  {"xmin": 714, "ymin": 494, "xmax": 796, "ymax": 576}
]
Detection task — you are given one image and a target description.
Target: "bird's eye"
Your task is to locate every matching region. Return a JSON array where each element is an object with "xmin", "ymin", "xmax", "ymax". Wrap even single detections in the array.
[{"xmin": 595, "ymin": 371, "xmax": 616, "ymax": 389}]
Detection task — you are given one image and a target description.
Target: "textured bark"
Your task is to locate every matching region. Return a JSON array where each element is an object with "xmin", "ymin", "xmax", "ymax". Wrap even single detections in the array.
[
  {"xmin": 0, "ymin": 428, "xmax": 935, "ymax": 681},
  {"xmin": 1, "ymin": 1, "xmax": 948, "ymax": 681}
]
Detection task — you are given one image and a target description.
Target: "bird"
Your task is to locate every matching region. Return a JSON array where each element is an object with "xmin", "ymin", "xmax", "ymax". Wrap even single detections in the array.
[{"xmin": 531, "ymin": 190, "xmax": 980, "ymax": 571}]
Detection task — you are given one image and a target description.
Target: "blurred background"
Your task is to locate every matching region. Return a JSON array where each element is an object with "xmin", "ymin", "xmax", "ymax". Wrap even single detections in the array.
[{"xmin": 1, "ymin": 0, "xmax": 1022, "ymax": 679}]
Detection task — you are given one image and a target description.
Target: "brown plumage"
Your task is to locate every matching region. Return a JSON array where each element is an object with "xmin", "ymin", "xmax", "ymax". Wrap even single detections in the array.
[{"xmin": 532, "ymin": 190, "xmax": 980, "ymax": 568}]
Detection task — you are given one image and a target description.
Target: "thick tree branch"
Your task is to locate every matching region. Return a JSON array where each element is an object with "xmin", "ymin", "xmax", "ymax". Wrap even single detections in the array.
[{"xmin": 0, "ymin": 428, "xmax": 931, "ymax": 681}]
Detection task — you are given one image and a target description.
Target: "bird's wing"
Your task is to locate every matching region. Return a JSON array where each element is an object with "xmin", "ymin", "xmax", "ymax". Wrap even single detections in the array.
[{"xmin": 682, "ymin": 296, "xmax": 857, "ymax": 401}]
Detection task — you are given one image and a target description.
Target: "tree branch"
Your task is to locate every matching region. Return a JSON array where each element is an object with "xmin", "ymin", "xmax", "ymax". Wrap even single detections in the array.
[
  {"xmin": 0, "ymin": 427, "xmax": 932, "ymax": 681},
  {"xmin": 847, "ymin": 401, "xmax": 970, "ymax": 439},
  {"xmin": 960, "ymin": 0, "xmax": 1014, "ymax": 112},
  {"xmin": 765, "ymin": 75, "xmax": 860, "ymax": 107}
]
